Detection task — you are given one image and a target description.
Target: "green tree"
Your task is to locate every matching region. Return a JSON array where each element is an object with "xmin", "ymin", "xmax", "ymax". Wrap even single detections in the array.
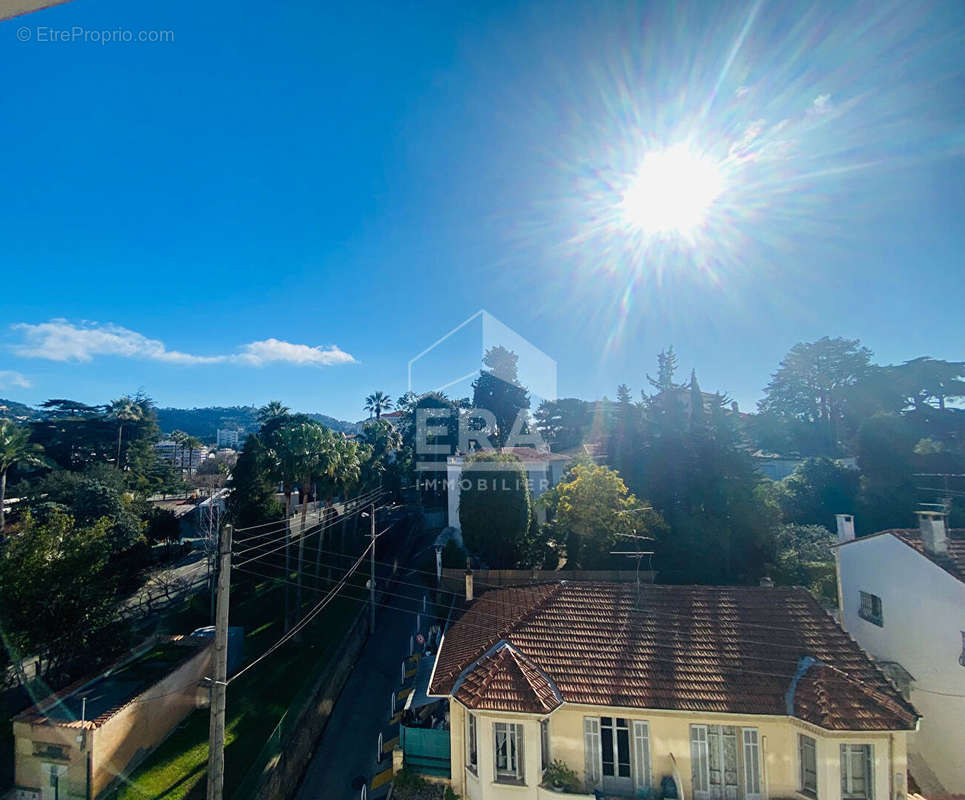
[
  {"xmin": 534, "ymin": 398, "xmax": 589, "ymax": 452},
  {"xmin": 646, "ymin": 346, "xmax": 683, "ymax": 393},
  {"xmin": 406, "ymin": 392, "xmax": 460, "ymax": 507},
  {"xmin": 853, "ymin": 413, "xmax": 919, "ymax": 534},
  {"xmin": 471, "ymin": 346, "xmax": 530, "ymax": 448},
  {"xmin": 23, "ymin": 466, "xmax": 145, "ymax": 553},
  {"xmin": 359, "ymin": 418, "xmax": 403, "ymax": 492},
  {"xmin": 364, "ymin": 391, "xmax": 393, "ymax": 419},
  {"xmin": 108, "ymin": 396, "xmax": 144, "ymax": 468},
  {"xmin": 627, "ymin": 392, "xmax": 778, "ymax": 585},
  {"xmin": 778, "ymin": 457, "xmax": 860, "ymax": 530},
  {"xmin": 182, "ymin": 435, "xmax": 203, "ymax": 478},
  {"xmin": 891, "ymin": 356, "xmax": 965, "ymax": 411},
  {"xmin": 542, "ymin": 462, "xmax": 663, "ymax": 569},
  {"xmin": 228, "ymin": 433, "xmax": 283, "ymax": 528},
  {"xmin": 759, "ymin": 337, "xmax": 872, "ymax": 454},
  {"xmin": 0, "ymin": 419, "xmax": 47, "ymax": 534},
  {"xmin": 771, "ymin": 523, "xmax": 837, "ymax": 605},
  {"xmin": 459, "ymin": 452, "xmax": 531, "ymax": 568},
  {"xmin": 257, "ymin": 400, "xmax": 290, "ymax": 424},
  {"xmin": 0, "ymin": 511, "xmax": 120, "ymax": 681}
]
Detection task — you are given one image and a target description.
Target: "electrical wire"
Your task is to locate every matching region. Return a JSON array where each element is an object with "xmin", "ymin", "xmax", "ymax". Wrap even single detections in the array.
[
  {"xmin": 232, "ymin": 499, "xmax": 390, "ymax": 568},
  {"xmin": 230, "ymin": 486, "xmax": 388, "ymax": 549},
  {"xmin": 230, "ymin": 489, "xmax": 388, "ymax": 556},
  {"xmin": 232, "ymin": 486, "xmax": 388, "ymax": 533},
  {"xmin": 226, "ymin": 538, "xmax": 377, "ymax": 684}
]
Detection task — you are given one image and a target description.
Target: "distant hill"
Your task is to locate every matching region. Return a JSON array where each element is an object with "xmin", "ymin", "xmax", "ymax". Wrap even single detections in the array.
[
  {"xmin": 0, "ymin": 400, "xmax": 357, "ymax": 442},
  {"xmin": 155, "ymin": 406, "xmax": 359, "ymax": 443},
  {"xmin": 0, "ymin": 398, "xmax": 40, "ymax": 421}
]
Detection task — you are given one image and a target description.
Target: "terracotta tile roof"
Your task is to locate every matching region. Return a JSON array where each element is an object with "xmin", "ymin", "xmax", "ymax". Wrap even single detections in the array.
[
  {"xmin": 430, "ymin": 582, "xmax": 918, "ymax": 731},
  {"xmin": 454, "ymin": 642, "xmax": 563, "ymax": 713},
  {"xmin": 884, "ymin": 528, "xmax": 965, "ymax": 583}
]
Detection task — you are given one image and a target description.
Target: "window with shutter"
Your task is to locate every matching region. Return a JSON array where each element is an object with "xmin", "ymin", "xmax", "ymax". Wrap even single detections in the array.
[
  {"xmin": 742, "ymin": 729, "xmax": 762, "ymax": 800},
  {"xmin": 540, "ymin": 718, "xmax": 550, "ymax": 773},
  {"xmin": 632, "ymin": 720, "xmax": 652, "ymax": 792},
  {"xmin": 799, "ymin": 735, "xmax": 818, "ymax": 798},
  {"xmin": 494, "ymin": 722, "xmax": 523, "ymax": 782},
  {"xmin": 466, "ymin": 713, "xmax": 477, "ymax": 774},
  {"xmin": 584, "ymin": 717, "xmax": 602, "ymax": 789},
  {"xmin": 691, "ymin": 725, "xmax": 711, "ymax": 800},
  {"xmin": 841, "ymin": 744, "xmax": 873, "ymax": 800}
]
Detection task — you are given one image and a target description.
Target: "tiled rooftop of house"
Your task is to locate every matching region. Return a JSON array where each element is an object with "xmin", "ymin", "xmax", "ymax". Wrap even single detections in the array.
[{"xmin": 429, "ymin": 582, "xmax": 918, "ymax": 730}]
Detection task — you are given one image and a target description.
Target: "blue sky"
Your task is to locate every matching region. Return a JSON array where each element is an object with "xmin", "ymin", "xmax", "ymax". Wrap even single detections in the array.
[{"xmin": 1, "ymin": 0, "xmax": 963, "ymax": 421}]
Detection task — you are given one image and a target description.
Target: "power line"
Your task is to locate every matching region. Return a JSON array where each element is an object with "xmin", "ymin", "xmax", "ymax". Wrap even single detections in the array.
[
  {"xmin": 233, "ymin": 498, "xmax": 390, "ymax": 568},
  {"xmin": 231, "ymin": 489, "xmax": 388, "ymax": 556},
  {"xmin": 231, "ymin": 485, "xmax": 388, "ymax": 533},
  {"xmin": 227, "ymin": 537, "xmax": 377, "ymax": 684},
  {"xmin": 231, "ymin": 486, "xmax": 388, "ymax": 547}
]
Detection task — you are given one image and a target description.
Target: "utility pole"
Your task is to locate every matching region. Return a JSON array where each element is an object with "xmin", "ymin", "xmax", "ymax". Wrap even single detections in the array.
[
  {"xmin": 206, "ymin": 523, "xmax": 232, "ymax": 800},
  {"xmin": 369, "ymin": 503, "xmax": 376, "ymax": 633}
]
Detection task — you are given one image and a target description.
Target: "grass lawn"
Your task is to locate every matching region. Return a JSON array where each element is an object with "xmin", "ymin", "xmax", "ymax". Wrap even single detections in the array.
[{"xmin": 108, "ymin": 569, "xmax": 363, "ymax": 800}]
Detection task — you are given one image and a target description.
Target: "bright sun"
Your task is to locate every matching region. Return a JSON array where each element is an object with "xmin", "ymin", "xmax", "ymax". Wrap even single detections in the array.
[{"xmin": 621, "ymin": 144, "xmax": 724, "ymax": 237}]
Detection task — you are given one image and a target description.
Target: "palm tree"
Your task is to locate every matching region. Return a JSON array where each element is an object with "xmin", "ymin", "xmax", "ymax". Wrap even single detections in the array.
[
  {"xmin": 267, "ymin": 420, "xmax": 322, "ymax": 632},
  {"xmin": 108, "ymin": 396, "xmax": 143, "ymax": 469},
  {"xmin": 314, "ymin": 434, "xmax": 362, "ymax": 581},
  {"xmin": 0, "ymin": 420, "xmax": 47, "ymax": 534},
  {"xmin": 183, "ymin": 435, "xmax": 203, "ymax": 479},
  {"xmin": 364, "ymin": 391, "xmax": 393, "ymax": 419},
  {"xmin": 169, "ymin": 430, "xmax": 188, "ymax": 478},
  {"xmin": 257, "ymin": 400, "xmax": 290, "ymax": 425}
]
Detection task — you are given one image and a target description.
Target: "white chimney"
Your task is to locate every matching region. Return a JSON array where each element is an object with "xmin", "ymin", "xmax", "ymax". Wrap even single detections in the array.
[
  {"xmin": 836, "ymin": 514, "xmax": 855, "ymax": 543},
  {"xmin": 917, "ymin": 511, "xmax": 948, "ymax": 557},
  {"xmin": 465, "ymin": 558, "xmax": 474, "ymax": 603}
]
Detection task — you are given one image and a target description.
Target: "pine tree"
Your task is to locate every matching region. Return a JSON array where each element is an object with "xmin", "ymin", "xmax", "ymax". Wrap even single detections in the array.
[{"xmin": 647, "ymin": 346, "xmax": 683, "ymax": 394}]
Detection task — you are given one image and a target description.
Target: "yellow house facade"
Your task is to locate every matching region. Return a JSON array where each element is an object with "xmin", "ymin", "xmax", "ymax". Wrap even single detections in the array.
[
  {"xmin": 447, "ymin": 702, "xmax": 908, "ymax": 800},
  {"xmin": 427, "ymin": 582, "xmax": 918, "ymax": 800}
]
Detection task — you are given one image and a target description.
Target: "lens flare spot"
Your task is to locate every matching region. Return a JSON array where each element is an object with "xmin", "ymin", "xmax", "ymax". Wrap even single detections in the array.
[{"xmin": 621, "ymin": 144, "xmax": 725, "ymax": 237}]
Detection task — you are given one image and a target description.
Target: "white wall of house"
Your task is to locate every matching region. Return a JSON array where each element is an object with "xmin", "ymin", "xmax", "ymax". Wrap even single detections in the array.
[{"xmin": 836, "ymin": 534, "xmax": 965, "ymax": 791}]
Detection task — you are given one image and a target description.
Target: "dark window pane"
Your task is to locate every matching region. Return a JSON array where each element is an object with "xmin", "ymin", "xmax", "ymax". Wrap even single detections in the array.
[{"xmin": 617, "ymin": 728, "xmax": 631, "ymax": 765}]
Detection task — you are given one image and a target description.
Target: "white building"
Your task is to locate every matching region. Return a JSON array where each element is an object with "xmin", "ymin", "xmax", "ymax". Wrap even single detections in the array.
[
  {"xmin": 154, "ymin": 440, "xmax": 205, "ymax": 472},
  {"xmin": 833, "ymin": 511, "xmax": 965, "ymax": 793},
  {"xmin": 216, "ymin": 428, "xmax": 242, "ymax": 449},
  {"xmin": 445, "ymin": 447, "xmax": 571, "ymax": 531}
]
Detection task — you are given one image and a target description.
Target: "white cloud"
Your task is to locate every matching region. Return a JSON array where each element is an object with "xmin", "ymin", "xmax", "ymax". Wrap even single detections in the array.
[
  {"xmin": 236, "ymin": 338, "xmax": 356, "ymax": 367},
  {"xmin": 10, "ymin": 320, "xmax": 356, "ymax": 368},
  {"xmin": 0, "ymin": 370, "xmax": 31, "ymax": 390},
  {"xmin": 810, "ymin": 93, "xmax": 832, "ymax": 115},
  {"xmin": 735, "ymin": 85, "xmax": 750, "ymax": 98},
  {"xmin": 729, "ymin": 118, "xmax": 767, "ymax": 159}
]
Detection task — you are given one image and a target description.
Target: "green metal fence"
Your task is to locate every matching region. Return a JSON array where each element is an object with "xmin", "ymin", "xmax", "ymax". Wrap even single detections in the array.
[{"xmin": 401, "ymin": 725, "xmax": 451, "ymax": 778}]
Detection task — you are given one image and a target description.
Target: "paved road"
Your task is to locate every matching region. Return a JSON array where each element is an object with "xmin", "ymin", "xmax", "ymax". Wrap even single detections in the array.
[{"xmin": 294, "ymin": 584, "xmax": 418, "ymax": 800}]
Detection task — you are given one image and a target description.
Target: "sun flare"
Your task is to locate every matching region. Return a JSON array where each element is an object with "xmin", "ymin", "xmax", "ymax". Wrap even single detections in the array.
[{"xmin": 621, "ymin": 144, "xmax": 724, "ymax": 237}]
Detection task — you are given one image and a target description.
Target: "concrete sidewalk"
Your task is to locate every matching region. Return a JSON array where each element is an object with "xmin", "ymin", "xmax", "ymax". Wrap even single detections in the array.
[{"xmin": 294, "ymin": 581, "xmax": 422, "ymax": 800}]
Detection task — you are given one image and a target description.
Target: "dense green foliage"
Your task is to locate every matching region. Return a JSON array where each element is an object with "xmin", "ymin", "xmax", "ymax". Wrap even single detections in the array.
[
  {"xmin": 0, "ymin": 395, "xmax": 190, "ymax": 682},
  {"xmin": 459, "ymin": 453, "xmax": 531, "ymax": 568},
  {"xmin": 472, "ymin": 346, "xmax": 530, "ymax": 448},
  {"xmin": 771, "ymin": 523, "xmax": 838, "ymax": 605},
  {"xmin": 0, "ymin": 511, "xmax": 123, "ymax": 682},
  {"xmin": 541, "ymin": 461, "xmax": 665, "ymax": 569}
]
